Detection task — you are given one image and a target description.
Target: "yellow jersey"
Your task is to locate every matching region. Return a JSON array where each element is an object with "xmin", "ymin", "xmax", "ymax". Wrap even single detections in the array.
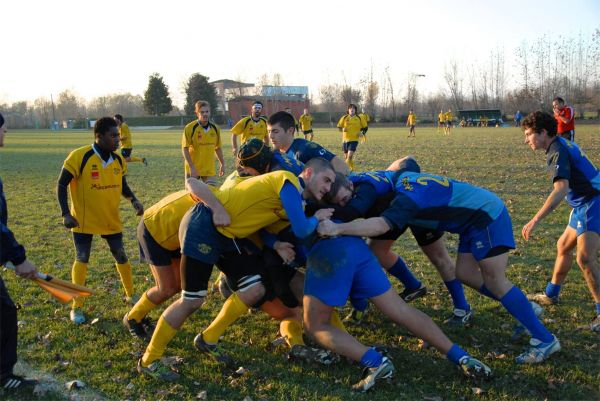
[
  {"xmin": 119, "ymin": 123, "xmax": 132, "ymax": 149},
  {"xmin": 445, "ymin": 112, "xmax": 453, "ymax": 122},
  {"xmin": 407, "ymin": 114, "xmax": 416, "ymax": 125},
  {"xmin": 143, "ymin": 190, "xmax": 197, "ymax": 251},
  {"xmin": 299, "ymin": 114, "xmax": 313, "ymax": 131},
  {"xmin": 214, "ymin": 171, "xmax": 301, "ymax": 239},
  {"xmin": 63, "ymin": 145, "xmax": 127, "ymax": 235},
  {"xmin": 337, "ymin": 114, "xmax": 366, "ymax": 142},
  {"xmin": 438, "ymin": 113, "xmax": 445, "ymax": 123},
  {"xmin": 182, "ymin": 120, "xmax": 222, "ymax": 177},
  {"xmin": 231, "ymin": 116, "xmax": 268, "ymax": 144},
  {"xmin": 220, "ymin": 171, "xmax": 250, "ymax": 191},
  {"xmin": 359, "ymin": 113, "xmax": 370, "ymax": 125}
]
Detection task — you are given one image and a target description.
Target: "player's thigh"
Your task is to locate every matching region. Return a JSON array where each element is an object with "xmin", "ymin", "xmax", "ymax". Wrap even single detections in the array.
[
  {"xmin": 576, "ymin": 231, "xmax": 600, "ymax": 268},
  {"xmin": 557, "ymin": 225, "xmax": 578, "ymax": 254}
]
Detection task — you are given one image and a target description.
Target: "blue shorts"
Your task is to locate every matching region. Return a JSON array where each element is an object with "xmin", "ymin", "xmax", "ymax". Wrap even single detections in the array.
[
  {"xmin": 304, "ymin": 236, "xmax": 391, "ymax": 307},
  {"xmin": 179, "ymin": 203, "xmax": 237, "ymax": 264},
  {"xmin": 121, "ymin": 148, "xmax": 132, "ymax": 158},
  {"xmin": 457, "ymin": 207, "xmax": 516, "ymax": 261},
  {"xmin": 137, "ymin": 220, "xmax": 180, "ymax": 266},
  {"xmin": 569, "ymin": 195, "xmax": 600, "ymax": 236},
  {"xmin": 343, "ymin": 141, "xmax": 359, "ymax": 153}
]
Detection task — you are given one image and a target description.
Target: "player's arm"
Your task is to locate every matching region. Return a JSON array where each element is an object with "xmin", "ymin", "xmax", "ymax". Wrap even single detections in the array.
[
  {"xmin": 231, "ymin": 134, "xmax": 239, "ymax": 156},
  {"xmin": 121, "ymin": 176, "xmax": 144, "ymax": 216},
  {"xmin": 56, "ymin": 168, "xmax": 79, "ymax": 228},
  {"xmin": 185, "ymin": 177, "xmax": 230, "ymax": 226},
  {"xmin": 318, "ymin": 216, "xmax": 391, "ymax": 237},
  {"xmin": 280, "ymin": 181, "xmax": 332, "ymax": 239},
  {"xmin": 522, "ymin": 179, "xmax": 569, "ymax": 240},
  {"xmin": 215, "ymin": 147, "xmax": 225, "ymax": 177},
  {"xmin": 182, "ymin": 146, "xmax": 198, "ymax": 178}
]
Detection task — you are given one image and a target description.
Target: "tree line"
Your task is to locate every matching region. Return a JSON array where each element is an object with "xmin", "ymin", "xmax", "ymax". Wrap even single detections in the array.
[{"xmin": 1, "ymin": 30, "xmax": 598, "ymax": 128}]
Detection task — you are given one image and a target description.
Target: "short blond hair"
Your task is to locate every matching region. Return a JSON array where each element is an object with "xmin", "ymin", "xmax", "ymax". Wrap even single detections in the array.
[{"xmin": 195, "ymin": 100, "xmax": 210, "ymax": 111}]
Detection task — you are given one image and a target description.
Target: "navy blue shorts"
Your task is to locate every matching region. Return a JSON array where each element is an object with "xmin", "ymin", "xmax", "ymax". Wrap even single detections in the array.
[
  {"xmin": 179, "ymin": 203, "xmax": 237, "ymax": 264},
  {"xmin": 121, "ymin": 148, "xmax": 132, "ymax": 158},
  {"xmin": 342, "ymin": 141, "xmax": 359, "ymax": 153},
  {"xmin": 137, "ymin": 220, "xmax": 180, "ymax": 266},
  {"xmin": 304, "ymin": 236, "xmax": 391, "ymax": 307}
]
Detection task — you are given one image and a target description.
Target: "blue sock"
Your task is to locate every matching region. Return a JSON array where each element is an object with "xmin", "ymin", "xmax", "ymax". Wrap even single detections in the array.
[
  {"xmin": 595, "ymin": 302, "xmax": 600, "ymax": 316},
  {"xmin": 446, "ymin": 344, "xmax": 468, "ymax": 365},
  {"xmin": 545, "ymin": 282, "xmax": 561, "ymax": 298},
  {"xmin": 388, "ymin": 256, "xmax": 421, "ymax": 290},
  {"xmin": 444, "ymin": 279, "xmax": 470, "ymax": 311},
  {"xmin": 359, "ymin": 347, "xmax": 383, "ymax": 368},
  {"xmin": 350, "ymin": 297, "xmax": 368, "ymax": 312},
  {"xmin": 479, "ymin": 284, "xmax": 498, "ymax": 300},
  {"xmin": 501, "ymin": 286, "xmax": 553, "ymax": 343}
]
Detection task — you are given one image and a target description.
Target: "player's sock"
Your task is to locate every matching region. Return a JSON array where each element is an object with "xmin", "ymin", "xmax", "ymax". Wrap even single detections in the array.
[
  {"xmin": 545, "ymin": 282, "xmax": 561, "ymax": 298},
  {"xmin": 444, "ymin": 279, "xmax": 470, "ymax": 311},
  {"xmin": 330, "ymin": 310, "xmax": 348, "ymax": 333},
  {"xmin": 71, "ymin": 261, "xmax": 88, "ymax": 308},
  {"xmin": 595, "ymin": 302, "xmax": 600, "ymax": 316},
  {"xmin": 115, "ymin": 262, "xmax": 134, "ymax": 298},
  {"xmin": 142, "ymin": 317, "xmax": 177, "ymax": 367},
  {"xmin": 359, "ymin": 347, "xmax": 383, "ymax": 368},
  {"xmin": 445, "ymin": 344, "xmax": 469, "ymax": 365},
  {"xmin": 350, "ymin": 297, "xmax": 368, "ymax": 312},
  {"xmin": 500, "ymin": 286, "xmax": 553, "ymax": 343},
  {"xmin": 128, "ymin": 292, "xmax": 158, "ymax": 323},
  {"xmin": 130, "ymin": 156, "xmax": 143, "ymax": 163},
  {"xmin": 202, "ymin": 292, "xmax": 248, "ymax": 344},
  {"xmin": 280, "ymin": 318, "xmax": 304, "ymax": 347},
  {"xmin": 478, "ymin": 284, "xmax": 498, "ymax": 300},
  {"xmin": 388, "ymin": 256, "xmax": 421, "ymax": 291}
]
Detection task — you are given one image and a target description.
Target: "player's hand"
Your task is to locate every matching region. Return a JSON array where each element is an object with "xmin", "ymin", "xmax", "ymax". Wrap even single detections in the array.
[
  {"xmin": 232, "ymin": 147, "xmax": 238, "ymax": 156},
  {"xmin": 317, "ymin": 219, "xmax": 339, "ymax": 237},
  {"xmin": 274, "ymin": 241, "xmax": 296, "ymax": 264},
  {"xmin": 63, "ymin": 214, "xmax": 79, "ymax": 229},
  {"xmin": 212, "ymin": 206, "xmax": 231, "ymax": 227},
  {"xmin": 522, "ymin": 219, "xmax": 538, "ymax": 241},
  {"xmin": 15, "ymin": 259, "xmax": 38, "ymax": 280},
  {"xmin": 219, "ymin": 164, "xmax": 225, "ymax": 177},
  {"xmin": 132, "ymin": 200, "xmax": 144, "ymax": 216},
  {"xmin": 314, "ymin": 208, "xmax": 334, "ymax": 221},
  {"xmin": 189, "ymin": 167, "xmax": 199, "ymax": 179}
]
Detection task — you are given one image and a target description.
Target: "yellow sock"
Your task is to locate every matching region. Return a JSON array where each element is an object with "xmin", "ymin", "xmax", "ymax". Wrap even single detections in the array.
[
  {"xmin": 128, "ymin": 292, "xmax": 157, "ymax": 322},
  {"xmin": 71, "ymin": 261, "xmax": 88, "ymax": 308},
  {"xmin": 330, "ymin": 310, "xmax": 348, "ymax": 333},
  {"xmin": 115, "ymin": 262, "xmax": 134, "ymax": 297},
  {"xmin": 202, "ymin": 292, "xmax": 248, "ymax": 344},
  {"xmin": 130, "ymin": 156, "xmax": 143, "ymax": 163},
  {"xmin": 280, "ymin": 318, "xmax": 304, "ymax": 346},
  {"xmin": 142, "ymin": 317, "xmax": 177, "ymax": 367},
  {"xmin": 348, "ymin": 159, "xmax": 355, "ymax": 171}
]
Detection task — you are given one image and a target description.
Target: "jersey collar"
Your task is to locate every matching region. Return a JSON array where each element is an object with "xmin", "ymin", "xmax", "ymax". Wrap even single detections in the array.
[{"xmin": 92, "ymin": 143, "xmax": 114, "ymax": 168}]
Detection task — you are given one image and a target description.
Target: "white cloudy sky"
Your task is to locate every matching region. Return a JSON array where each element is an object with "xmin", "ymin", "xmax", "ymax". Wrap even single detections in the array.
[{"xmin": 1, "ymin": 0, "xmax": 599, "ymax": 107}]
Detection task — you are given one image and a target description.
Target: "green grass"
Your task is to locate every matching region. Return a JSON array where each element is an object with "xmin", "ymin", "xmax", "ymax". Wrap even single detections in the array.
[{"xmin": 1, "ymin": 125, "xmax": 599, "ymax": 401}]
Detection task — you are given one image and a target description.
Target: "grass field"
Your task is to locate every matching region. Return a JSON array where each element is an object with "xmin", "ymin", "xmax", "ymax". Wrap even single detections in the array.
[{"xmin": 1, "ymin": 125, "xmax": 599, "ymax": 401}]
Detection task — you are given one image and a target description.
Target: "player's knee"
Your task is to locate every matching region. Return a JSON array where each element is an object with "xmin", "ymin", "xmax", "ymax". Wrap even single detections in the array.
[
  {"xmin": 236, "ymin": 275, "xmax": 265, "ymax": 304},
  {"xmin": 179, "ymin": 291, "xmax": 206, "ymax": 310},
  {"xmin": 576, "ymin": 251, "xmax": 594, "ymax": 269},
  {"xmin": 75, "ymin": 250, "xmax": 90, "ymax": 263},
  {"xmin": 110, "ymin": 247, "xmax": 128, "ymax": 264}
]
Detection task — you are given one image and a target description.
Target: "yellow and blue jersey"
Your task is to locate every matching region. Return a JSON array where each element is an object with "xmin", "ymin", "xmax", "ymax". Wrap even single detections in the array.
[
  {"xmin": 382, "ymin": 172, "xmax": 505, "ymax": 234},
  {"xmin": 337, "ymin": 114, "xmax": 366, "ymax": 142},
  {"xmin": 119, "ymin": 123, "xmax": 132, "ymax": 148},
  {"xmin": 231, "ymin": 116, "xmax": 268, "ymax": 143}
]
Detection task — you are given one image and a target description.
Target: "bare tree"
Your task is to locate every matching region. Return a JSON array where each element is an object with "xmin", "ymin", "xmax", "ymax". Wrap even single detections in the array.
[
  {"xmin": 443, "ymin": 60, "xmax": 464, "ymax": 110},
  {"xmin": 318, "ymin": 84, "xmax": 340, "ymax": 124}
]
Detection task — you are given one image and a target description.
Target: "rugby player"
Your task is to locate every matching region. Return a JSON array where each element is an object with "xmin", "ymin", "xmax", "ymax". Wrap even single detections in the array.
[{"xmin": 56, "ymin": 117, "xmax": 144, "ymax": 324}]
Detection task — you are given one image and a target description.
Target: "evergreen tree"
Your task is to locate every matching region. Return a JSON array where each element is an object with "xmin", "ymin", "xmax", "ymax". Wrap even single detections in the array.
[
  {"xmin": 184, "ymin": 73, "xmax": 218, "ymax": 115},
  {"xmin": 143, "ymin": 73, "xmax": 173, "ymax": 115}
]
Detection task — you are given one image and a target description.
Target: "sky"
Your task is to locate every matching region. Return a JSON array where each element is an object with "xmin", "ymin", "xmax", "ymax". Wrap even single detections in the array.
[{"xmin": 1, "ymin": 0, "xmax": 599, "ymax": 108}]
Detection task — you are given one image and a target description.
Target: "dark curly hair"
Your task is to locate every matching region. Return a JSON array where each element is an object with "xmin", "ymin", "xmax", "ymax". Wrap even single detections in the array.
[
  {"xmin": 237, "ymin": 138, "xmax": 272, "ymax": 174},
  {"xmin": 521, "ymin": 111, "xmax": 557, "ymax": 137},
  {"xmin": 94, "ymin": 116, "xmax": 118, "ymax": 136}
]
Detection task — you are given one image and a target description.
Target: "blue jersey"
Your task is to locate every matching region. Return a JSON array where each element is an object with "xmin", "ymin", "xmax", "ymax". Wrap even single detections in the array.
[
  {"xmin": 284, "ymin": 138, "xmax": 335, "ymax": 163},
  {"xmin": 546, "ymin": 137, "xmax": 599, "ymax": 208},
  {"xmin": 348, "ymin": 171, "xmax": 394, "ymax": 196},
  {"xmin": 269, "ymin": 152, "xmax": 304, "ymax": 176},
  {"xmin": 382, "ymin": 172, "xmax": 505, "ymax": 234}
]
